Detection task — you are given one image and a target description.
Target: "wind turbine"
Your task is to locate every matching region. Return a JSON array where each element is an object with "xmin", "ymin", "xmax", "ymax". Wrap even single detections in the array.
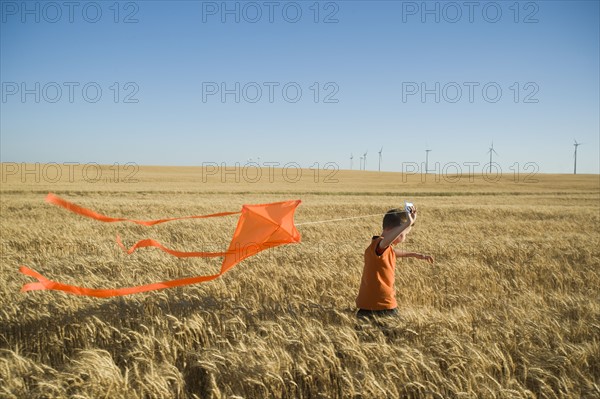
[
  {"xmin": 573, "ymin": 140, "xmax": 583, "ymax": 174},
  {"xmin": 363, "ymin": 150, "xmax": 368, "ymax": 170},
  {"xmin": 488, "ymin": 142, "xmax": 498, "ymax": 173},
  {"xmin": 378, "ymin": 147, "xmax": 383, "ymax": 172},
  {"xmin": 359, "ymin": 155, "xmax": 364, "ymax": 171},
  {"xmin": 350, "ymin": 153, "xmax": 354, "ymax": 170},
  {"xmin": 425, "ymin": 148, "xmax": 432, "ymax": 173}
]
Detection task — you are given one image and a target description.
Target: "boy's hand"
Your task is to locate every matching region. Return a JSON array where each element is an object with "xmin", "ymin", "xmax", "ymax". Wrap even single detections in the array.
[
  {"xmin": 418, "ymin": 253, "xmax": 434, "ymax": 263},
  {"xmin": 407, "ymin": 205, "xmax": 417, "ymax": 223}
]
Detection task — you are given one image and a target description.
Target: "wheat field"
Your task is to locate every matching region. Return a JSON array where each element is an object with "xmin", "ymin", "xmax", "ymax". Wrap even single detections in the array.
[{"xmin": 0, "ymin": 165, "xmax": 599, "ymax": 398}]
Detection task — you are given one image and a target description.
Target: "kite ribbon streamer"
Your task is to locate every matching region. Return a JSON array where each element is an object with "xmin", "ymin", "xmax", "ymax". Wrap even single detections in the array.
[
  {"xmin": 19, "ymin": 265, "xmax": 222, "ymax": 297},
  {"xmin": 20, "ymin": 194, "xmax": 302, "ymax": 298},
  {"xmin": 116, "ymin": 235, "xmax": 229, "ymax": 258},
  {"xmin": 45, "ymin": 192, "xmax": 241, "ymax": 226}
]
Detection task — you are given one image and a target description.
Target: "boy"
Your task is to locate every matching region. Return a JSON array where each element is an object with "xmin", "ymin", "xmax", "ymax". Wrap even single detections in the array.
[{"xmin": 356, "ymin": 205, "xmax": 434, "ymax": 318}]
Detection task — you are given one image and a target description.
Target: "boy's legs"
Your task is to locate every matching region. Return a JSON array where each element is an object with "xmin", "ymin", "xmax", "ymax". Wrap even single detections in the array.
[{"xmin": 356, "ymin": 308, "xmax": 398, "ymax": 319}]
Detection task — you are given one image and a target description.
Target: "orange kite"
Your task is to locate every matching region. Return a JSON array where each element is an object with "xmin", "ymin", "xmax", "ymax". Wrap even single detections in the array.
[{"xmin": 19, "ymin": 193, "xmax": 301, "ymax": 297}]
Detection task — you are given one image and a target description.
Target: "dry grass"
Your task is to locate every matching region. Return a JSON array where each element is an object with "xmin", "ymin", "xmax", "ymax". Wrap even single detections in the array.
[{"xmin": 0, "ymin": 165, "xmax": 599, "ymax": 398}]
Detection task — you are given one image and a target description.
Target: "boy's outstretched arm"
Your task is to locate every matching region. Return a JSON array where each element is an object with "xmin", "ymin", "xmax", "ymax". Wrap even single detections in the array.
[{"xmin": 394, "ymin": 249, "xmax": 434, "ymax": 264}]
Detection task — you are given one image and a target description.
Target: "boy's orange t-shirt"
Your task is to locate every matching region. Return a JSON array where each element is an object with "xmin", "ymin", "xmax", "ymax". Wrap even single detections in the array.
[{"xmin": 355, "ymin": 236, "xmax": 397, "ymax": 310}]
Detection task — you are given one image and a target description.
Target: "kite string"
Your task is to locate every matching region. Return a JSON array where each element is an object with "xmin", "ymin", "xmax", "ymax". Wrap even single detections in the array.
[{"xmin": 296, "ymin": 213, "xmax": 384, "ymax": 226}]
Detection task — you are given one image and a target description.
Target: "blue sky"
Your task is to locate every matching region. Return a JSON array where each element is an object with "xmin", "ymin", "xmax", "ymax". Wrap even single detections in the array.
[{"xmin": 1, "ymin": 0, "xmax": 599, "ymax": 174}]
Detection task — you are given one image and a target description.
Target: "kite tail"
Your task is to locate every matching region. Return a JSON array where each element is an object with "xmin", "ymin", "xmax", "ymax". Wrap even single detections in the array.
[
  {"xmin": 19, "ymin": 265, "xmax": 222, "ymax": 298},
  {"xmin": 45, "ymin": 193, "xmax": 241, "ymax": 226},
  {"xmin": 116, "ymin": 235, "xmax": 231, "ymax": 258}
]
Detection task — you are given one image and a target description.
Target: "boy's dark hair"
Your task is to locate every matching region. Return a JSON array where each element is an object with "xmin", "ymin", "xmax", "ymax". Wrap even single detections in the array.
[{"xmin": 382, "ymin": 208, "xmax": 410, "ymax": 229}]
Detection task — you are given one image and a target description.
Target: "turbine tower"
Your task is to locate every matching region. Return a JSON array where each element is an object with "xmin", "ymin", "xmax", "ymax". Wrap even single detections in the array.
[
  {"xmin": 363, "ymin": 150, "xmax": 368, "ymax": 171},
  {"xmin": 359, "ymin": 155, "xmax": 364, "ymax": 171},
  {"xmin": 488, "ymin": 142, "xmax": 498, "ymax": 173},
  {"xmin": 378, "ymin": 147, "xmax": 383, "ymax": 172},
  {"xmin": 425, "ymin": 148, "xmax": 432, "ymax": 173},
  {"xmin": 350, "ymin": 153, "xmax": 354, "ymax": 170},
  {"xmin": 573, "ymin": 140, "xmax": 582, "ymax": 174}
]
